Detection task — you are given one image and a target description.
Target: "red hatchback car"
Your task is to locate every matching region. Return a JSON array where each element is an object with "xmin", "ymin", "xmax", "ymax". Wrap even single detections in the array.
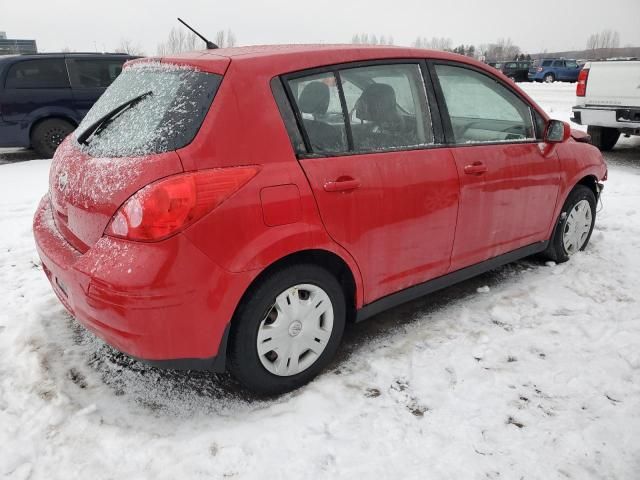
[{"xmin": 33, "ymin": 45, "xmax": 606, "ymax": 394}]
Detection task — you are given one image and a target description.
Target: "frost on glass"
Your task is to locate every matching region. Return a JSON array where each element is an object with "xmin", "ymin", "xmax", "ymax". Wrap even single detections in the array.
[{"xmin": 75, "ymin": 62, "xmax": 219, "ymax": 158}]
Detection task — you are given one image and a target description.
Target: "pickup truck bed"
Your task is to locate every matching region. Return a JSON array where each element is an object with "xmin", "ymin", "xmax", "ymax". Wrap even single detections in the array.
[{"xmin": 572, "ymin": 60, "xmax": 640, "ymax": 150}]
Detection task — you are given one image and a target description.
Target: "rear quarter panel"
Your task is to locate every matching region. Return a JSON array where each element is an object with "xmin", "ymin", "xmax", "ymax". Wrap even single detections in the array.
[{"xmin": 179, "ymin": 58, "xmax": 365, "ymax": 307}]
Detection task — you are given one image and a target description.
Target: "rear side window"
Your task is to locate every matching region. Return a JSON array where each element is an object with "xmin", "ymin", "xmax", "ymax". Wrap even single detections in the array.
[
  {"xmin": 5, "ymin": 59, "xmax": 70, "ymax": 89},
  {"xmin": 75, "ymin": 62, "xmax": 221, "ymax": 158},
  {"xmin": 565, "ymin": 60, "xmax": 578, "ymax": 69},
  {"xmin": 287, "ymin": 72, "xmax": 348, "ymax": 154},
  {"xmin": 286, "ymin": 62, "xmax": 433, "ymax": 155},
  {"xmin": 552, "ymin": 60, "xmax": 565, "ymax": 67},
  {"xmin": 67, "ymin": 59, "xmax": 126, "ymax": 88},
  {"xmin": 340, "ymin": 64, "xmax": 433, "ymax": 151},
  {"xmin": 434, "ymin": 64, "xmax": 535, "ymax": 144}
]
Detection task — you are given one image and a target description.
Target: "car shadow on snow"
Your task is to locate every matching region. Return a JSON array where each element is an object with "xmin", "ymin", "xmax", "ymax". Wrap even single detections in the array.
[
  {"xmin": 68, "ymin": 257, "xmax": 541, "ymax": 415},
  {"xmin": 0, "ymin": 148, "xmax": 42, "ymax": 164},
  {"xmin": 602, "ymin": 137, "xmax": 640, "ymax": 170}
]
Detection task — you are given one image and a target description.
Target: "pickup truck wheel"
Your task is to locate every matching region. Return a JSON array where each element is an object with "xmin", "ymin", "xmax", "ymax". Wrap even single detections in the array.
[
  {"xmin": 227, "ymin": 264, "xmax": 346, "ymax": 395},
  {"xmin": 587, "ymin": 126, "xmax": 620, "ymax": 151},
  {"xmin": 31, "ymin": 119, "xmax": 75, "ymax": 158},
  {"xmin": 543, "ymin": 73, "xmax": 555, "ymax": 83},
  {"xmin": 543, "ymin": 185, "xmax": 596, "ymax": 263}
]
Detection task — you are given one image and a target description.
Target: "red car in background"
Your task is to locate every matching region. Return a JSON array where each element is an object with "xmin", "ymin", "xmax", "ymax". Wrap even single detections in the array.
[{"xmin": 33, "ymin": 45, "xmax": 606, "ymax": 395}]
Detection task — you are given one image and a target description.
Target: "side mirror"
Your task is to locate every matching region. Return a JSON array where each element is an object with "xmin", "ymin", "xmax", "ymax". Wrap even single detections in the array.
[{"xmin": 545, "ymin": 120, "xmax": 571, "ymax": 143}]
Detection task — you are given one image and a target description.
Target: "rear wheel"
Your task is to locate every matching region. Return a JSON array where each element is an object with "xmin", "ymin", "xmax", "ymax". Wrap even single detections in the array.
[
  {"xmin": 31, "ymin": 118, "xmax": 74, "ymax": 158},
  {"xmin": 227, "ymin": 264, "xmax": 346, "ymax": 395},
  {"xmin": 543, "ymin": 185, "xmax": 596, "ymax": 263},
  {"xmin": 587, "ymin": 125, "xmax": 620, "ymax": 151},
  {"xmin": 543, "ymin": 73, "xmax": 555, "ymax": 83}
]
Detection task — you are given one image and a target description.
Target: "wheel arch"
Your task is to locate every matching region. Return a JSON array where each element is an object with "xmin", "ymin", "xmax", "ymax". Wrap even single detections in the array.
[
  {"xmin": 234, "ymin": 249, "xmax": 359, "ymax": 324},
  {"xmin": 217, "ymin": 248, "xmax": 360, "ymax": 372}
]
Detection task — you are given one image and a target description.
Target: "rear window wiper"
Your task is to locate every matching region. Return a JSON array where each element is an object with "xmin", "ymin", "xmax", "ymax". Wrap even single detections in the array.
[{"xmin": 77, "ymin": 91, "xmax": 153, "ymax": 145}]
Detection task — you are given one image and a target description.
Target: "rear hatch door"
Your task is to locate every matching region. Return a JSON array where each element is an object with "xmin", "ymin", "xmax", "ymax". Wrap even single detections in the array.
[{"xmin": 49, "ymin": 60, "xmax": 224, "ymax": 251}]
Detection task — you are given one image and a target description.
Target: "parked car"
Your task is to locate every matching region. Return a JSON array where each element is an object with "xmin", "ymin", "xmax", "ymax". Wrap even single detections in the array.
[
  {"xmin": 528, "ymin": 58, "xmax": 582, "ymax": 83},
  {"xmin": 572, "ymin": 60, "xmax": 640, "ymax": 150},
  {"xmin": 33, "ymin": 46, "xmax": 607, "ymax": 395},
  {"xmin": 0, "ymin": 52, "xmax": 136, "ymax": 157},
  {"xmin": 501, "ymin": 61, "xmax": 532, "ymax": 82}
]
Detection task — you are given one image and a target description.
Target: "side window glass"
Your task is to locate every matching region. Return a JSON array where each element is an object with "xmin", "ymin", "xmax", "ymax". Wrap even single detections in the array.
[
  {"xmin": 5, "ymin": 59, "xmax": 70, "ymax": 89},
  {"xmin": 340, "ymin": 63, "xmax": 433, "ymax": 151},
  {"xmin": 434, "ymin": 64, "xmax": 535, "ymax": 144},
  {"xmin": 542, "ymin": 60, "xmax": 553, "ymax": 67},
  {"xmin": 552, "ymin": 60, "xmax": 565, "ymax": 67},
  {"xmin": 565, "ymin": 60, "xmax": 578, "ymax": 69},
  {"xmin": 287, "ymin": 72, "xmax": 348, "ymax": 154},
  {"xmin": 67, "ymin": 59, "xmax": 125, "ymax": 88}
]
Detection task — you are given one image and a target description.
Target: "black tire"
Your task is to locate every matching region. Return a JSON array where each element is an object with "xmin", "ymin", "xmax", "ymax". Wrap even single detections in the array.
[
  {"xmin": 227, "ymin": 264, "xmax": 346, "ymax": 395},
  {"xmin": 587, "ymin": 125, "xmax": 620, "ymax": 151},
  {"xmin": 543, "ymin": 185, "xmax": 597, "ymax": 263},
  {"xmin": 31, "ymin": 118, "xmax": 75, "ymax": 158},
  {"xmin": 543, "ymin": 73, "xmax": 555, "ymax": 83}
]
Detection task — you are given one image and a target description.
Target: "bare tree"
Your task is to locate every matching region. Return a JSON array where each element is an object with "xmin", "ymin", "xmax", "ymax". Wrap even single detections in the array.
[
  {"xmin": 115, "ymin": 38, "xmax": 145, "ymax": 55},
  {"xmin": 213, "ymin": 29, "xmax": 238, "ymax": 48},
  {"xmin": 156, "ymin": 27, "xmax": 200, "ymax": 55},
  {"xmin": 351, "ymin": 33, "xmax": 394, "ymax": 45},
  {"xmin": 412, "ymin": 37, "xmax": 452, "ymax": 51},
  {"xmin": 483, "ymin": 38, "xmax": 520, "ymax": 61},
  {"xmin": 586, "ymin": 29, "xmax": 620, "ymax": 58}
]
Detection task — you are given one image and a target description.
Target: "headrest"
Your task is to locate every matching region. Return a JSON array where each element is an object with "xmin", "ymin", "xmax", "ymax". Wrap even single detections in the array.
[
  {"xmin": 298, "ymin": 81, "xmax": 330, "ymax": 115},
  {"xmin": 355, "ymin": 83, "xmax": 399, "ymax": 123}
]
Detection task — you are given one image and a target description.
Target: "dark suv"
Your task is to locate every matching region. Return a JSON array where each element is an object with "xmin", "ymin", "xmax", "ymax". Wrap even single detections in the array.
[
  {"xmin": 501, "ymin": 61, "xmax": 532, "ymax": 82},
  {"xmin": 0, "ymin": 53, "xmax": 135, "ymax": 157}
]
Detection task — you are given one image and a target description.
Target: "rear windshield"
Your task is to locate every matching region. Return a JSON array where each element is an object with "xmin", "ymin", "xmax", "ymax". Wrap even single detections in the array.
[{"xmin": 75, "ymin": 62, "xmax": 221, "ymax": 158}]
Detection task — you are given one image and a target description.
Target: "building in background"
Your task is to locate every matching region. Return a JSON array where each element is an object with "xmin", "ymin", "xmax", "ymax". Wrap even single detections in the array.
[{"xmin": 0, "ymin": 31, "xmax": 37, "ymax": 55}]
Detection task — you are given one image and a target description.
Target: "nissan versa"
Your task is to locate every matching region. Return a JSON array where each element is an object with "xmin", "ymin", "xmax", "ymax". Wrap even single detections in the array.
[{"xmin": 33, "ymin": 45, "xmax": 607, "ymax": 395}]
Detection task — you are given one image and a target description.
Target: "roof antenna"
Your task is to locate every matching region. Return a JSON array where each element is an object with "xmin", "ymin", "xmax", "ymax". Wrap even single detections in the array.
[{"xmin": 177, "ymin": 18, "xmax": 218, "ymax": 49}]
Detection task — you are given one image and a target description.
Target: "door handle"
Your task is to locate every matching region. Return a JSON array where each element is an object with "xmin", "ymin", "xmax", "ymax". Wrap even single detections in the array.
[
  {"xmin": 323, "ymin": 177, "xmax": 361, "ymax": 192},
  {"xmin": 463, "ymin": 162, "xmax": 488, "ymax": 175}
]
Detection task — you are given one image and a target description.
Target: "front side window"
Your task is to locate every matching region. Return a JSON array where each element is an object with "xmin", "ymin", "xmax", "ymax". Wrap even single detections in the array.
[
  {"xmin": 286, "ymin": 63, "xmax": 433, "ymax": 155},
  {"xmin": 67, "ymin": 59, "xmax": 126, "ymax": 88},
  {"xmin": 552, "ymin": 60, "xmax": 565, "ymax": 67},
  {"xmin": 434, "ymin": 64, "xmax": 535, "ymax": 144},
  {"xmin": 5, "ymin": 59, "xmax": 70, "ymax": 89}
]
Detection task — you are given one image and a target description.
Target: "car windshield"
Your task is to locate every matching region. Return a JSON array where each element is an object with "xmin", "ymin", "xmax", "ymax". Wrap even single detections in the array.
[{"xmin": 75, "ymin": 62, "xmax": 221, "ymax": 158}]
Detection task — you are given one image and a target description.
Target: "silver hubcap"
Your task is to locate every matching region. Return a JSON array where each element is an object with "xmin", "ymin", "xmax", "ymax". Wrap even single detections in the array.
[
  {"xmin": 257, "ymin": 284, "xmax": 334, "ymax": 377},
  {"xmin": 563, "ymin": 199, "xmax": 592, "ymax": 255}
]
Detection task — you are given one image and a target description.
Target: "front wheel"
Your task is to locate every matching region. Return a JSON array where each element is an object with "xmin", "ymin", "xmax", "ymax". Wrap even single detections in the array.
[
  {"xmin": 543, "ymin": 185, "xmax": 596, "ymax": 263},
  {"xmin": 227, "ymin": 264, "xmax": 346, "ymax": 395}
]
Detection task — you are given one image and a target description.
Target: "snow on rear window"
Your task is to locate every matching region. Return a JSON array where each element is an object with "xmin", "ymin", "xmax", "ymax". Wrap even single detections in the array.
[{"xmin": 75, "ymin": 62, "xmax": 221, "ymax": 158}]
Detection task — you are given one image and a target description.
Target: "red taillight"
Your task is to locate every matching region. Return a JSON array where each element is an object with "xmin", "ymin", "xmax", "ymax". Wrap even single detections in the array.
[
  {"xmin": 576, "ymin": 68, "xmax": 589, "ymax": 97},
  {"xmin": 106, "ymin": 166, "xmax": 259, "ymax": 241}
]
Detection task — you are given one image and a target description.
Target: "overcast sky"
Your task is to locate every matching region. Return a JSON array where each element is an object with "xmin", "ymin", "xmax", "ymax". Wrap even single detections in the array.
[{"xmin": 2, "ymin": 0, "xmax": 640, "ymax": 55}]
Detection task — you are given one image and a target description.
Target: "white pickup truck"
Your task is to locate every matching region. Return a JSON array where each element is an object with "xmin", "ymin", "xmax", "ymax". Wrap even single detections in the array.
[{"xmin": 571, "ymin": 60, "xmax": 640, "ymax": 151}]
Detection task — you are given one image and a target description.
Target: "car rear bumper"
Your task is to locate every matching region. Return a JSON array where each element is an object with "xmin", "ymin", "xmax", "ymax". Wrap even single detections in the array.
[
  {"xmin": 572, "ymin": 106, "xmax": 640, "ymax": 131},
  {"xmin": 33, "ymin": 195, "xmax": 250, "ymax": 370}
]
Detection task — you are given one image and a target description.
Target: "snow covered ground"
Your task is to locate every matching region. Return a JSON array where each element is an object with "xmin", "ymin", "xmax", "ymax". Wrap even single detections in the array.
[{"xmin": 1, "ymin": 82, "xmax": 639, "ymax": 479}]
